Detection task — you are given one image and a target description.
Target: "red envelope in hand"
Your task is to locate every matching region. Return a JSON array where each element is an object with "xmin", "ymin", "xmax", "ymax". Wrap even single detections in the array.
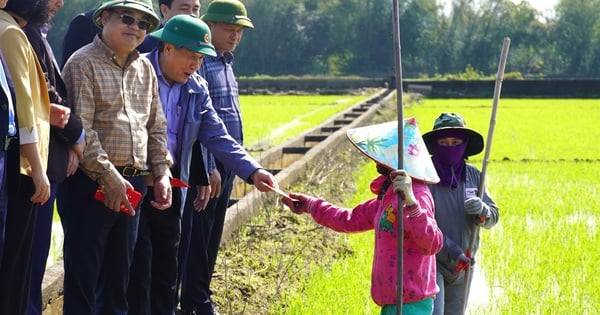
[
  {"xmin": 171, "ymin": 178, "xmax": 190, "ymax": 188},
  {"xmin": 94, "ymin": 187, "xmax": 142, "ymax": 216}
]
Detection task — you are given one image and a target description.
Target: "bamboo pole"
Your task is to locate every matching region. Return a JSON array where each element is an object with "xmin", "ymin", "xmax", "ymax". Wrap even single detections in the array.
[
  {"xmin": 462, "ymin": 37, "xmax": 510, "ymax": 314},
  {"xmin": 392, "ymin": 0, "xmax": 404, "ymax": 314}
]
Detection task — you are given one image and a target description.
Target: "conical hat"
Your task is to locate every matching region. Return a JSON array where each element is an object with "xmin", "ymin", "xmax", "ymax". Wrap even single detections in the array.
[{"xmin": 346, "ymin": 118, "xmax": 440, "ymax": 184}]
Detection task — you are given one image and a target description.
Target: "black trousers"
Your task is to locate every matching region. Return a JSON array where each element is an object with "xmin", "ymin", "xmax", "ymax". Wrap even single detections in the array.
[
  {"xmin": 179, "ymin": 160, "xmax": 235, "ymax": 312},
  {"xmin": 59, "ymin": 170, "xmax": 147, "ymax": 315},
  {"xmin": 0, "ymin": 174, "xmax": 38, "ymax": 315},
  {"xmin": 127, "ymin": 186, "xmax": 183, "ymax": 315}
]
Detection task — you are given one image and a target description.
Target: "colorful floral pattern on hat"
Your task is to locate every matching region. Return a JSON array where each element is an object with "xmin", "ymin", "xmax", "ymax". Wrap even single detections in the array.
[{"xmin": 346, "ymin": 118, "xmax": 440, "ymax": 184}]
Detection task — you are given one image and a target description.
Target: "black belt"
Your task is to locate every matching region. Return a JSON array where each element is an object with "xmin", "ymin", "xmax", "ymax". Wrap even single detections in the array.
[
  {"xmin": 116, "ymin": 166, "xmax": 151, "ymax": 177},
  {"xmin": 0, "ymin": 135, "xmax": 17, "ymax": 151}
]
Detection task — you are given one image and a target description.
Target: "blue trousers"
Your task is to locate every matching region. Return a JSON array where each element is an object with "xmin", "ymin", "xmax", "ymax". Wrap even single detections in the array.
[
  {"xmin": 59, "ymin": 170, "xmax": 146, "ymax": 315},
  {"xmin": 127, "ymin": 186, "xmax": 183, "ymax": 315},
  {"xmin": 28, "ymin": 183, "xmax": 58, "ymax": 315},
  {"xmin": 0, "ymin": 150, "xmax": 7, "ymax": 263},
  {"xmin": 178, "ymin": 160, "xmax": 235, "ymax": 312}
]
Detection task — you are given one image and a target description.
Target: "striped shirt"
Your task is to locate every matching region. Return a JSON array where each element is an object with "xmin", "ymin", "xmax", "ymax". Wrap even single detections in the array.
[{"xmin": 62, "ymin": 35, "xmax": 172, "ymax": 191}]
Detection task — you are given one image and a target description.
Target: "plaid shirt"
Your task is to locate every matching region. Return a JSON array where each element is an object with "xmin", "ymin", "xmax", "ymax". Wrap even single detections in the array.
[
  {"xmin": 198, "ymin": 51, "xmax": 243, "ymax": 144},
  {"xmin": 62, "ymin": 35, "xmax": 172, "ymax": 191}
]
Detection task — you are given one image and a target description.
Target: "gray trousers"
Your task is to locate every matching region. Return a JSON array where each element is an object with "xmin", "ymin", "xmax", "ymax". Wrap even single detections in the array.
[{"xmin": 433, "ymin": 268, "xmax": 473, "ymax": 315}]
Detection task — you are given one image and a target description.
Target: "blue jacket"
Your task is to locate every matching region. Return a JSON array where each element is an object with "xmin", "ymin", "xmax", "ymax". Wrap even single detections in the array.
[{"xmin": 146, "ymin": 49, "xmax": 262, "ymax": 213}]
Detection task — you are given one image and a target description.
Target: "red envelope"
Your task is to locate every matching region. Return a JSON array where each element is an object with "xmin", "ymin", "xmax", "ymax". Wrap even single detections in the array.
[
  {"xmin": 94, "ymin": 187, "xmax": 142, "ymax": 216},
  {"xmin": 171, "ymin": 178, "xmax": 190, "ymax": 188}
]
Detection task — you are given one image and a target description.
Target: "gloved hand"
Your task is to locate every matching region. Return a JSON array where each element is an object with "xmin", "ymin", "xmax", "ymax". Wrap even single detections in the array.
[
  {"xmin": 391, "ymin": 170, "xmax": 417, "ymax": 206},
  {"xmin": 446, "ymin": 235, "xmax": 473, "ymax": 274},
  {"xmin": 465, "ymin": 197, "xmax": 487, "ymax": 216},
  {"xmin": 454, "ymin": 252, "xmax": 472, "ymax": 274},
  {"xmin": 281, "ymin": 192, "xmax": 318, "ymax": 215}
]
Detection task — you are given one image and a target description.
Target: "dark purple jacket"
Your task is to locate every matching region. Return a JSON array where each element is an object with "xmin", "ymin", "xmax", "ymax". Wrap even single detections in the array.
[{"xmin": 24, "ymin": 25, "xmax": 84, "ymax": 183}]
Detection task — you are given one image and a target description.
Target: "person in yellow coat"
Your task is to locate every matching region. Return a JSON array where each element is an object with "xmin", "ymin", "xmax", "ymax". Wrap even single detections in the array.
[{"xmin": 0, "ymin": 0, "xmax": 51, "ymax": 313}]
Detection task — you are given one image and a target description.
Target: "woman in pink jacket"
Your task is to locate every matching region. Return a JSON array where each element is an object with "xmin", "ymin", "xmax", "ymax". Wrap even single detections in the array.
[{"xmin": 282, "ymin": 165, "xmax": 443, "ymax": 315}]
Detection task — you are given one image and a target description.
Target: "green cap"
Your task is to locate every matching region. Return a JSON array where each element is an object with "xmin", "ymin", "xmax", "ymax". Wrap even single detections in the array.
[
  {"xmin": 201, "ymin": 0, "xmax": 254, "ymax": 29},
  {"xmin": 93, "ymin": 0, "xmax": 160, "ymax": 32},
  {"xmin": 149, "ymin": 15, "xmax": 217, "ymax": 57}
]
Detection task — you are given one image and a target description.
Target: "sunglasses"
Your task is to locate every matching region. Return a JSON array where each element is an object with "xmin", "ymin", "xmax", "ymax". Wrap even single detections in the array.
[{"xmin": 115, "ymin": 13, "xmax": 151, "ymax": 31}]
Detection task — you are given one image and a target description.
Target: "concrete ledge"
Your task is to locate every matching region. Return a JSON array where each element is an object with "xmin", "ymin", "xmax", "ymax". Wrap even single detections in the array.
[{"xmin": 41, "ymin": 261, "xmax": 63, "ymax": 313}]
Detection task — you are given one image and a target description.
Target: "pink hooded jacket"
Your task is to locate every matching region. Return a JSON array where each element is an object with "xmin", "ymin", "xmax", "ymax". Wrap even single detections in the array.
[{"xmin": 308, "ymin": 175, "xmax": 443, "ymax": 306}]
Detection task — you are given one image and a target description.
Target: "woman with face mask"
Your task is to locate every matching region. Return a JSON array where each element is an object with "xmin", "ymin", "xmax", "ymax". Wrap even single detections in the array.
[{"xmin": 422, "ymin": 112, "xmax": 500, "ymax": 315}]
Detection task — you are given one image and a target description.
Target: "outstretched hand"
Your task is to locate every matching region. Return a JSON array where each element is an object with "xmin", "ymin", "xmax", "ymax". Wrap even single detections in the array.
[
  {"xmin": 281, "ymin": 192, "xmax": 316, "ymax": 215},
  {"xmin": 250, "ymin": 169, "xmax": 278, "ymax": 192}
]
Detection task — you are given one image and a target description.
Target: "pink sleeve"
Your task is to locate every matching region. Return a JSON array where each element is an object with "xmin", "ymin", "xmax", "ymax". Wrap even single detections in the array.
[
  {"xmin": 404, "ymin": 183, "xmax": 443, "ymax": 255},
  {"xmin": 310, "ymin": 198, "xmax": 378, "ymax": 233}
]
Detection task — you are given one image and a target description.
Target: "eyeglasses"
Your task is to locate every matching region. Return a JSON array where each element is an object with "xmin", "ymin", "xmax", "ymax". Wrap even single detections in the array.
[{"xmin": 115, "ymin": 13, "xmax": 151, "ymax": 31}]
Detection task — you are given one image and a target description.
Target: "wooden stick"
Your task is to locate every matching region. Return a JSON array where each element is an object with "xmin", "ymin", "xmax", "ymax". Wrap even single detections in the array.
[
  {"xmin": 462, "ymin": 37, "xmax": 511, "ymax": 314},
  {"xmin": 392, "ymin": 0, "xmax": 404, "ymax": 314}
]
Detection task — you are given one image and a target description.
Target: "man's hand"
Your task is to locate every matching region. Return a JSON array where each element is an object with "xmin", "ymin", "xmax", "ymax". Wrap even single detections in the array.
[
  {"xmin": 72, "ymin": 140, "xmax": 86, "ymax": 160},
  {"xmin": 103, "ymin": 179, "xmax": 135, "ymax": 214},
  {"xmin": 50, "ymin": 103, "xmax": 70, "ymax": 128},
  {"xmin": 150, "ymin": 175, "xmax": 172, "ymax": 210},
  {"xmin": 250, "ymin": 169, "xmax": 278, "ymax": 192},
  {"xmin": 66, "ymin": 149, "xmax": 80, "ymax": 177},
  {"xmin": 193, "ymin": 185, "xmax": 211, "ymax": 211},
  {"xmin": 209, "ymin": 168, "xmax": 221, "ymax": 198}
]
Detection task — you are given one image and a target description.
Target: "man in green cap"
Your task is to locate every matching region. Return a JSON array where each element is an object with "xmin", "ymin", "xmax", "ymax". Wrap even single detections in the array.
[
  {"xmin": 179, "ymin": 1, "xmax": 256, "ymax": 313},
  {"xmin": 127, "ymin": 14, "xmax": 277, "ymax": 315},
  {"xmin": 61, "ymin": 0, "xmax": 173, "ymax": 313}
]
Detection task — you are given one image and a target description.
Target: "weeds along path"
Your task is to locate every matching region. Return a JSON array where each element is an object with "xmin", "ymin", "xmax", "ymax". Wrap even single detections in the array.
[{"xmin": 210, "ymin": 92, "xmax": 400, "ymax": 314}]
